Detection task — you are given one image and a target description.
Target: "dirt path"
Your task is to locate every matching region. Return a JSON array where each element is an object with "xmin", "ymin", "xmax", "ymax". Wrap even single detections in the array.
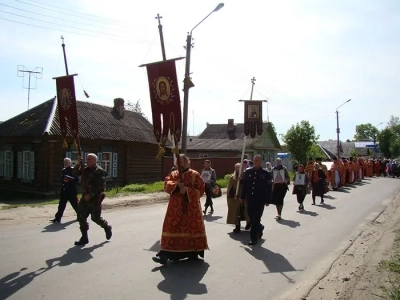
[{"xmin": 304, "ymin": 193, "xmax": 400, "ymax": 300}]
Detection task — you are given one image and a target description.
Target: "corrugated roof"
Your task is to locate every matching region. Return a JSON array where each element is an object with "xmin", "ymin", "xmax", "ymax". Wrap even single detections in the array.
[
  {"xmin": 186, "ymin": 137, "xmax": 253, "ymax": 151},
  {"xmin": 0, "ymin": 98, "xmax": 157, "ymax": 144}
]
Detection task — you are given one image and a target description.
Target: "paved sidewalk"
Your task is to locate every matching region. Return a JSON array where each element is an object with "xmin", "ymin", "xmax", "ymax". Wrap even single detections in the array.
[{"xmin": 102, "ymin": 188, "xmax": 228, "ymax": 210}]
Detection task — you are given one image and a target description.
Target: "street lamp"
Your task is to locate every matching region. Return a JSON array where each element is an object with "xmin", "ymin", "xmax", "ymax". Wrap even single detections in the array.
[
  {"xmin": 336, "ymin": 99, "xmax": 351, "ymax": 158},
  {"xmin": 181, "ymin": 3, "xmax": 224, "ymax": 153},
  {"xmin": 373, "ymin": 122, "xmax": 383, "ymax": 158}
]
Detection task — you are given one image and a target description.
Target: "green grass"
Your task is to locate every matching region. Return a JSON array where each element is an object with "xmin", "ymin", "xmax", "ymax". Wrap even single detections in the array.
[
  {"xmin": 1, "ymin": 199, "xmax": 59, "ymax": 210},
  {"xmin": 379, "ymin": 229, "xmax": 400, "ymax": 299}
]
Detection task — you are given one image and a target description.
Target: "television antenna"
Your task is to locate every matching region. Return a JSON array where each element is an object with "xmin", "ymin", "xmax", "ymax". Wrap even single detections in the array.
[{"xmin": 17, "ymin": 65, "xmax": 43, "ymax": 110}]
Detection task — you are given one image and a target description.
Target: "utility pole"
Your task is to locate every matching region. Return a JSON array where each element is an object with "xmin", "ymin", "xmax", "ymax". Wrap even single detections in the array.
[
  {"xmin": 336, "ymin": 110, "xmax": 340, "ymax": 158},
  {"xmin": 155, "ymin": 14, "xmax": 167, "ymax": 60},
  {"xmin": 61, "ymin": 35, "xmax": 69, "ymax": 75},
  {"xmin": 17, "ymin": 65, "xmax": 43, "ymax": 110}
]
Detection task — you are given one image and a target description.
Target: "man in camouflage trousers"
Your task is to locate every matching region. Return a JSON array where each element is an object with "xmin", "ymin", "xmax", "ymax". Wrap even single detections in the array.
[{"xmin": 73, "ymin": 153, "xmax": 112, "ymax": 246}]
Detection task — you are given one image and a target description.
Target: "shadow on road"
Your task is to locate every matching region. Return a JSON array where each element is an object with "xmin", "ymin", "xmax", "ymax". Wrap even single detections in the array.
[
  {"xmin": 243, "ymin": 242, "xmax": 301, "ymax": 284},
  {"xmin": 155, "ymin": 260, "xmax": 210, "ymax": 300},
  {"xmin": 323, "ymin": 194, "xmax": 337, "ymax": 200},
  {"xmin": 45, "ymin": 242, "xmax": 108, "ymax": 268},
  {"xmin": 0, "ymin": 242, "xmax": 107, "ymax": 299},
  {"xmin": 316, "ymin": 203, "xmax": 336, "ymax": 210},
  {"xmin": 227, "ymin": 231, "xmax": 250, "ymax": 245},
  {"xmin": 41, "ymin": 220, "xmax": 76, "ymax": 233},
  {"xmin": 203, "ymin": 215, "xmax": 223, "ymax": 222},
  {"xmin": 296, "ymin": 210, "xmax": 319, "ymax": 217},
  {"xmin": 145, "ymin": 240, "xmax": 161, "ymax": 252},
  {"xmin": 276, "ymin": 218, "xmax": 300, "ymax": 228}
]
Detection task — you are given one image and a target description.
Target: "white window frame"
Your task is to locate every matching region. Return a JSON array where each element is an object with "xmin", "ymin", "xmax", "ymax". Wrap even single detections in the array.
[
  {"xmin": 199, "ymin": 153, "xmax": 209, "ymax": 158},
  {"xmin": 95, "ymin": 151, "xmax": 118, "ymax": 179},
  {"xmin": 4, "ymin": 150, "xmax": 13, "ymax": 178},
  {"xmin": 66, "ymin": 151, "xmax": 79, "ymax": 167},
  {"xmin": 20, "ymin": 151, "xmax": 34, "ymax": 180}
]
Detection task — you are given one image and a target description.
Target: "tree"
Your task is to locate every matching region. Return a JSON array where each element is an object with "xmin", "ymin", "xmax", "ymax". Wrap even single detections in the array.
[
  {"xmin": 306, "ymin": 144, "xmax": 326, "ymax": 161},
  {"xmin": 282, "ymin": 120, "xmax": 319, "ymax": 164},
  {"xmin": 353, "ymin": 123, "xmax": 379, "ymax": 141},
  {"xmin": 390, "ymin": 140, "xmax": 400, "ymax": 158},
  {"xmin": 388, "ymin": 115, "xmax": 400, "ymax": 137},
  {"xmin": 377, "ymin": 128, "xmax": 395, "ymax": 157},
  {"xmin": 350, "ymin": 149, "xmax": 358, "ymax": 158},
  {"xmin": 126, "ymin": 99, "xmax": 147, "ymax": 118}
]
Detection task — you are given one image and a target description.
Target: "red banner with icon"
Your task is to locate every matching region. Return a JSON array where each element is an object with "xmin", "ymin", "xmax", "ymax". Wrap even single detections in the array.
[
  {"xmin": 144, "ymin": 59, "xmax": 182, "ymax": 148},
  {"xmin": 244, "ymin": 100, "xmax": 263, "ymax": 138},
  {"xmin": 54, "ymin": 75, "xmax": 79, "ymax": 148}
]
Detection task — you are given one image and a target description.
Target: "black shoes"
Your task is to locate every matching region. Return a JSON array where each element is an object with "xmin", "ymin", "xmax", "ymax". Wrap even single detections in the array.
[
  {"xmin": 233, "ymin": 225, "xmax": 241, "ymax": 233},
  {"xmin": 74, "ymin": 237, "xmax": 89, "ymax": 246},
  {"xmin": 50, "ymin": 219, "xmax": 60, "ymax": 223},
  {"xmin": 245, "ymin": 223, "xmax": 251, "ymax": 230},
  {"xmin": 105, "ymin": 226, "xmax": 112, "ymax": 240},
  {"xmin": 152, "ymin": 256, "xmax": 167, "ymax": 265},
  {"xmin": 248, "ymin": 240, "xmax": 258, "ymax": 246}
]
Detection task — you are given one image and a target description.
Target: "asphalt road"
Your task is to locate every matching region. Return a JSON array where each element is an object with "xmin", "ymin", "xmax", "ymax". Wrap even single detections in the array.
[{"xmin": 1, "ymin": 177, "xmax": 399, "ymax": 300}]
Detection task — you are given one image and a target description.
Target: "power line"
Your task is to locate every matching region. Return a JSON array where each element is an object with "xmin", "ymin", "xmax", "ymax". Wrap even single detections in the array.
[
  {"xmin": 13, "ymin": 0, "xmax": 131, "ymax": 28},
  {"xmin": 0, "ymin": 9, "xmax": 132, "ymax": 38},
  {"xmin": 0, "ymin": 3, "xmax": 130, "ymax": 34},
  {"xmin": 0, "ymin": 17, "xmax": 152, "ymax": 44},
  {"xmin": 25, "ymin": 0, "xmax": 122, "ymax": 24}
]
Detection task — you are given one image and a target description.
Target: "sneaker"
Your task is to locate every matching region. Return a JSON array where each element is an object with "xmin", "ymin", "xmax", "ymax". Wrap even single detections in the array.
[
  {"xmin": 248, "ymin": 240, "xmax": 258, "ymax": 246},
  {"xmin": 152, "ymin": 256, "xmax": 167, "ymax": 265},
  {"xmin": 276, "ymin": 215, "xmax": 281, "ymax": 221}
]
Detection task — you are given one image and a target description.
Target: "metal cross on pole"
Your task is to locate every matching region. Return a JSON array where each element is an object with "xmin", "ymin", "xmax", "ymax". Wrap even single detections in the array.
[{"xmin": 17, "ymin": 65, "xmax": 43, "ymax": 110}]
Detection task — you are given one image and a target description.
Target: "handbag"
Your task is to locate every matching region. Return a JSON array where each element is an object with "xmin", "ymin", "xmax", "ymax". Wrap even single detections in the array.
[{"xmin": 212, "ymin": 184, "xmax": 222, "ymax": 198}]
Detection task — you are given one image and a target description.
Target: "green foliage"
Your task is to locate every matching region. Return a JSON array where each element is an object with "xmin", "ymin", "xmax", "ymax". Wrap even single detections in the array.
[
  {"xmin": 350, "ymin": 149, "xmax": 358, "ymax": 158},
  {"xmin": 217, "ymin": 175, "xmax": 231, "ymax": 188},
  {"xmin": 306, "ymin": 144, "xmax": 326, "ymax": 161},
  {"xmin": 282, "ymin": 120, "xmax": 319, "ymax": 164},
  {"xmin": 379, "ymin": 128, "xmax": 396, "ymax": 158},
  {"xmin": 120, "ymin": 182, "xmax": 164, "ymax": 193},
  {"xmin": 353, "ymin": 123, "xmax": 379, "ymax": 141}
]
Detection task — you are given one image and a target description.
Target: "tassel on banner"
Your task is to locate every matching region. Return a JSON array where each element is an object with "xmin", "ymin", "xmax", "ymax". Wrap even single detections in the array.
[
  {"xmin": 172, "ymin": 146, "xmax": 179, "ymax": 155},
  {"xmin": 62, "ymin": 138, "xmax": 68, "ymax": 149},
  {"xmin": 156, "ymin": 144, "xmax": 165, "ymax": 160}
]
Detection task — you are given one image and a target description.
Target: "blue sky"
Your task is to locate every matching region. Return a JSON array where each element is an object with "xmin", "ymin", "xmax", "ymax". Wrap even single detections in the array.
[{"xmin": 0, "ymin": 0, "xmax": 399, "ymax": 142}]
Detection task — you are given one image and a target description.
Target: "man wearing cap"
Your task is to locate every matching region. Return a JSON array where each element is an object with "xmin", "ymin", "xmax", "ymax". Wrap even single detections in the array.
[{"xmin": 240, "ymin": 155, "xmax": 272, "ymax": 246}]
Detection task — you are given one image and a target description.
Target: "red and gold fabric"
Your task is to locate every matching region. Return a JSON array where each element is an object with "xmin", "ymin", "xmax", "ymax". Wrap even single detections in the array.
[
  {"xmin": 330, "ymin": 161, "xmax": 342, "ymax": 188},
  {"xmin": 54, "ymin": 74, "xmax": 79, "ymax": 149},
  {"xmin": 142, "ymin": 58, "xmax": 182, "ymax": 158},
  {"xmin": 160, "ymin": 168, "xmax": 208, "ymax": 252},
  {"xmin": 244, "ymin": 100, "xmax": 263, "ymax": 138},
  {"xmin": 341, "ymin": 161, "xmax": 348, "ymax": 186},
  {"xmin": 304, "ymin": 162, "xmax": 314, "ymax": 180}
]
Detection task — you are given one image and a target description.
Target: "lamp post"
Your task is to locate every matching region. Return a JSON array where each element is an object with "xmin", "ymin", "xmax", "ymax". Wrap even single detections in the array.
[
  {"xmin": 373, "ymin": 122, "xmax": 383, "ymax": 158},
  {"xmin": 336, "ymin": 99, "xmax": 351, "ymax": 158},
  {"xmin": 181, "ymin": 3, "xmax": 224, "ymax": 153}
]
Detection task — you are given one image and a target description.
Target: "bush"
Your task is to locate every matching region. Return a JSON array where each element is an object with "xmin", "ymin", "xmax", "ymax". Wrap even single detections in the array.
[
  {"xmin": 121, "ymin": 184, "xmax": 146, "ymax": 193},
  {"xmin": 217, "ymin": 174, "xmax": 232, "ymax": 188}
]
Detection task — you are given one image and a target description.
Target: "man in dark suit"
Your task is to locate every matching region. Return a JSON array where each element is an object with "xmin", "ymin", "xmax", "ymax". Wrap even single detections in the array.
[
  {"xmin": 240, "ymin": 155, "xmax": 272, "ymax": 246},
  {"xmin": 51, "ymin": 158, "xmax": 79, "ymax": 223}
]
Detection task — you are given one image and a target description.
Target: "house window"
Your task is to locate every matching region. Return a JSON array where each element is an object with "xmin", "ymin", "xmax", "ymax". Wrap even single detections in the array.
[
  {"xmin": 66, "ymin": 151, "xmax": 79, "ymax": 166},
  {"xmin": 97, "ymin": 152, "xmax": 118, "ymax": 179},
  {"xmin": 4, "ymin": 151, "xmax": 13, "ymax": 178},
  {"xmin": 17, "ymin": 151, "xmax": 35, "ymax": 180},
  {"xmin": 199, "ymin": 153, "xmax": 209, "ymax": 158}
]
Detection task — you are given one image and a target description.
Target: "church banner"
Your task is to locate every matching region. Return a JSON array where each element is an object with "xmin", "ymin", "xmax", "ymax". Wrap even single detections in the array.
[
  {"xmin": 142, "ymin": 58, "xmax": 182, "ymax": 155},
  {"xmin": 54, "ymin": 74, "xmax": 79, "ymax": 149},
  {"xmin": 244, "ymin": 100, "xmax": 263, "ymax": 138}
]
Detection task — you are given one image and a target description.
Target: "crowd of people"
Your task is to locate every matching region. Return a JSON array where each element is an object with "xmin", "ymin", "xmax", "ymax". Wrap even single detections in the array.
[{"xmin": 50, "ymin": 152, "xmax": 397, "ymax": 265}]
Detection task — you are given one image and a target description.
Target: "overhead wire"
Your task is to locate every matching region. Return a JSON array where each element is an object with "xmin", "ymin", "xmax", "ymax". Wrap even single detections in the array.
[
  {"xmin": 13, "ymin": 0, "xmax": 131, "ymax": 27},
  {"xmin": 0, "ymin": 17, "xmax": 153, "ymax": 44},
  {"xmin": 0, "ymin": 3, "xmax": 130, "ymax": 34},
  {"xmin": 0, "ymin": 9, "xmax": 136, "ymax": 39},
  {"xmin": 25, "ymin": 0, "xmax": 123, "ymax": 24}
]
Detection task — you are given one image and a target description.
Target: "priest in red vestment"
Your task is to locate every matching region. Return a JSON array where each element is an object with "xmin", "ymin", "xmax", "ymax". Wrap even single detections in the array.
[{"xmin": 152, "ymin": 154, "xmax": 208, "ymax": 265}]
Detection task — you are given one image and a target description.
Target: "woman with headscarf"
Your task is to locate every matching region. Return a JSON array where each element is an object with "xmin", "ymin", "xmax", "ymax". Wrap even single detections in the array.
[
  {"xmin": 310, "ymin": 163, "xmax": 327, "ymax": 205},
  {"xmin": 292, "ymin": 164, "xmax": 309, "ymax": 211},
  {"xmin": 226, "ymin": 163, "xmax": 251, "ymax": 232}
]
